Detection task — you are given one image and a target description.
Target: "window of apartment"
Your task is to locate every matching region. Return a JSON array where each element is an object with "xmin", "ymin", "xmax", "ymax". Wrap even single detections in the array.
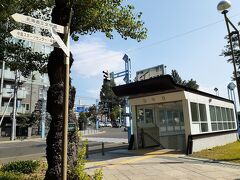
[
  {"xmin": 209, "ymin": 105, "xmax": 236, "ymax": 131},
  {"xmin": 190, "ymin": 102, "xmax": 208, "ymax": 133},
  {"xmin": 26, "ymin": 104, "xmax": 30, "ymax": 111}
]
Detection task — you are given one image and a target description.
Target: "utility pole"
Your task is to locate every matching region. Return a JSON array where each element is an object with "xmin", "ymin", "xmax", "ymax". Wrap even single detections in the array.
[
  {"xmin": 41, "ymin": 85, "xmax": 47, "ymax": 139},
  {"xmin": 96, "ymin": 99, "xmax": 99, "ymax": 130},
  {"xmin": 11, "ymin": 70, "xmax": 18, "ymax": 141},
  {"xmin": 0, "ymin": 61, "xmax": 5, "ymax": 112}
]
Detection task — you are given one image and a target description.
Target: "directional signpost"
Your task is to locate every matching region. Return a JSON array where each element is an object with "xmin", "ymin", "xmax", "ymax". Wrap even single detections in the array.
[
  {"xmin": 10, "ymin": 29, "xmax": 59, "ymax": 48},
  {"xmin": 51, "ymin": 28, "xmax": 69, "ymax": 56},
  {"xmin": 11, "ymin": 12, "xmax": 71, "ymax": 180},
  {"xmin": 12, "ymin": 13, "xmax": 64, "ymax": 33}
]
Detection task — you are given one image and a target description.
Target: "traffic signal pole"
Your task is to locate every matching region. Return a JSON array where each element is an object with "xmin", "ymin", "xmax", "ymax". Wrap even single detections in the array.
[{"xmin": 110, "ymin": 54, "xmax": 132, "ymax": 142}]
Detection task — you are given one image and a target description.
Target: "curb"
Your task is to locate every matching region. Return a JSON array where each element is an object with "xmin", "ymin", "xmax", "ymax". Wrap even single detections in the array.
[
  {"xmin": 0, "ymin": 138, "xmax": 45, "ymax": 144},
  {"xmin": 180, "ymin": 155, "xmax": 240, "ymax": 167}
]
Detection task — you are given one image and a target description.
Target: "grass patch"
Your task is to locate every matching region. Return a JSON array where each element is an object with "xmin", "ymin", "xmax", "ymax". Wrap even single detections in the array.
[{"xmin": 191, "ymin": 141, "xmax": 240, "ymax": 163}]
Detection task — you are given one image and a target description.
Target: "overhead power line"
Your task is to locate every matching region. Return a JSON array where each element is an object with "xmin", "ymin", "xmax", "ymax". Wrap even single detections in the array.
[{"xmin": 126, "ymin": 13, "xmax": 240, "ymax": 53}]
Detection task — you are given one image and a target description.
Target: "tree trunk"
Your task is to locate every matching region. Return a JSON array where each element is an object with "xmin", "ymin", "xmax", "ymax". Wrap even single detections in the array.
[{"xmin": 45, "ymin": 1, "xmax": 79, "ymax": 179}]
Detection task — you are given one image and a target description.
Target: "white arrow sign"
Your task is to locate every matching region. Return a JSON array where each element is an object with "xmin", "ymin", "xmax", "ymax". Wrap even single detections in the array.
[
  {"xmin": 10, "ymin": 29, "xmax": 59, "ymax": 48},
  {"xmin": 51, "ymin": 28, "xmax": 69, "ymax": 57},
  {"xmin": 12, "ymin": 13, "xmax": 64, "ymax": 34}
]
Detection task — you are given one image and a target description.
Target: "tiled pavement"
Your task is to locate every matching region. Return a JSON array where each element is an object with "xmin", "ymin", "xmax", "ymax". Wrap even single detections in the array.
[{"xmin": 85, "ymin": 148, "xmax": 240, "ymax": 180}]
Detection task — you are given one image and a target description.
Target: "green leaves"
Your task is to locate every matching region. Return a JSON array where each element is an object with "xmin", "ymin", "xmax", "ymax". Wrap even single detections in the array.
[
  {"xmin": 71, "ymin": 0, "xmax": 147, "ymax": 42},
  {"xmin": 171, "ymin": 69, "xmax": 199, "ymax": 89},
  {"xmin": 4, "ymin": 41, "xmax": 48, "ymax": 77}
]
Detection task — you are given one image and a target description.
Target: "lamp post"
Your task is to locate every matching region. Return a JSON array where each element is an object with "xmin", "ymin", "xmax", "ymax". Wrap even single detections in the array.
[
  {"xmin": 214, "ymin": 87, "xmax": 219, "ymax": 96},
  {"xmin": 217, "ymin": 0, "xmax": 240, "ymax": 106}
]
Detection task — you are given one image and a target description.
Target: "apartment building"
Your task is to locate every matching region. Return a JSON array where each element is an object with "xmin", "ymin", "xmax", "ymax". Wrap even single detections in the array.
[{"xmin": 0, "ymin": 42, "xmax": 51, "ymax": 137}]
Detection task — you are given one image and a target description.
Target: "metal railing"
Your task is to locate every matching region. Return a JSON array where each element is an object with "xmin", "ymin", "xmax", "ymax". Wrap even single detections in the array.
[
  {"xmin": 85, "ymin": 142, "xmax": 105, "ymax": 158},
  {"xmin": 141, "ymin": 128, "xmax": 164, "ymax": 149}
]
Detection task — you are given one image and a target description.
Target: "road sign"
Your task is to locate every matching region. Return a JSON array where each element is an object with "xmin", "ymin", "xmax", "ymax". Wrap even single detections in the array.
[
  {"xmin": 12, "ymin": 13, "xmax": 64, "ymax": 34},
  {"xmin": 10, "ymin": 29, "xmax": 59, "ymax": 48},
  {"xmin": 51, "ymin": 28, "xmax": 69, "ymax": 56},
  {"xmin": 122, "ymin": 113, "xmax": 131, "ymax": 117},
  {"xmin": 76, "ymin": 106, "xmax": 88, "ymax": 113},
  {"xmin": 68, "ymin": 123, "xmax": 76, "ymax": 132}
]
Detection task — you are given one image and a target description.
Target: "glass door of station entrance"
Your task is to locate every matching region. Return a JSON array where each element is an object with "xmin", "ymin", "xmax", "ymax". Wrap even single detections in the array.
[{"xmin": 136, "ymin": 101, "xmax": 186, "ymax": 150}]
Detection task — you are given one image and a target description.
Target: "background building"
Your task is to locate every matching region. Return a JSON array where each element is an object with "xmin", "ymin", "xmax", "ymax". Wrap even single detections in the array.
[{"xmin": 0, "ymin": 40, "xmax": 51, "ymax": 137}]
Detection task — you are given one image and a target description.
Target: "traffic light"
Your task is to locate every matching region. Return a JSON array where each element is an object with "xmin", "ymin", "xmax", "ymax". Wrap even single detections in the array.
[{"xmin": 103, "ymin": 70, "xmax": 110, "ymax": 81}]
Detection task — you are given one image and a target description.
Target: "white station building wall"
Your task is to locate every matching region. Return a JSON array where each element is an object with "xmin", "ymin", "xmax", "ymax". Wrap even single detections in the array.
[{"xmin": 129, "ymin": 90, "xmax": 238, "ymax": 152}]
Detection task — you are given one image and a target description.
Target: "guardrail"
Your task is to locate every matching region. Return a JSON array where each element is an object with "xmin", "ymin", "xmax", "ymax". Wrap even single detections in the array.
[{"xmin": 80, "ymin": 129, "xmax": 99, "ymax": 135}]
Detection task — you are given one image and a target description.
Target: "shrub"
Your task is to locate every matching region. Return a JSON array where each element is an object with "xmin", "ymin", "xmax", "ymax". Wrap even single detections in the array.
[
  {"xmin": 73, "ymin": 140, "xmax": 89, "ymax": 179},
  {"xmin": 93, "ymin": 169, "xmax": 103, "ymax": 180},
  {"xmin": 1, "ymin": 160, "xmax": 40, "ymax": 174},
  {"xmin": 70, "ymin": 130, "xmax": 103, "ymax": 180},
  {"xmin": 0, "ymin": 171, "xmax": 26, "ymax": 180}
]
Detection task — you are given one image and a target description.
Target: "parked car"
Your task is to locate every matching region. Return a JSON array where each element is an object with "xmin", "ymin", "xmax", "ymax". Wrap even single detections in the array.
[
  {"xmin": 112, "ymin": 122, "xmax": 121, "ymax": 128},
  {"xmin": 98, "ymin": 121, "xmax": 105, "ymax": 128},
  {"xmin": 105, "ymin": 122, "xmax": 112, "ymax": 127}
]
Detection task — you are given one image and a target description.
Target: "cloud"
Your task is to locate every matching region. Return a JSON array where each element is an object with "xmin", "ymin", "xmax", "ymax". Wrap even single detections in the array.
[
  {"xmin": 71, "ymin": 38, "xmax": 124, "ymax": 78},
  {"xmin": 87, "ymin": 89, "xmax": 100, "ymax": 99}
]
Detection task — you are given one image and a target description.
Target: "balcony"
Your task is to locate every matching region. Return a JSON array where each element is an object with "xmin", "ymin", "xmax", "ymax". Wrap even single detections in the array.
[
  {"xmin": 0, "ymin": 69, "xmax": 15, "ymax": 81},
  {"xmin": 2, "ymin": 88, "xmax": 27, "ymax": 99},
  {"xmin": 0, "ymin": 69, "xmax": 26, "ymax": 82},
  {"xmin": 0, "ymin": 106, "xmax": 26, "ymax": 116}
]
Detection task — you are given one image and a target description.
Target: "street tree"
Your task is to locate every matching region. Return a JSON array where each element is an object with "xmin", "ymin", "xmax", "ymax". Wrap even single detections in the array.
[
  {"xmin": 45, "ymin": 0, "xmax": 147, "ymax": 179},
  {"xmin": 78, "ymin": 112, "xmax": 87, "ymax": 130},
  {"xmin": 86, "ymin": 105, "xmax": 97, "ymax": 123},
  {"xmin": 171, "ymin": 69, "xmax": 199, "ymax": 89},
  {"xmin": 100, "ymin": 78, "xmax": 124, "ymax": 120},
  {"xmin": 171, "ymin": 69, "xmax": 183, "ymax": 85},
  {"xmin": 221, "ymin": 33, "xmax": 240, "ymax": 87},
  {"xmin": 0, "ymin": 0, "xmax": 52, "ymax": 77},
  {"xmin": 1, "ymin": 0, "xmax": 147, "ymax": 178}
]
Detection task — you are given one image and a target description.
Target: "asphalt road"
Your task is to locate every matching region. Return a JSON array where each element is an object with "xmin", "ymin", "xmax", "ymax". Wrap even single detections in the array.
[{"xmin": 0, "ymin": 127, "xmax": 128, "ymax": 164}]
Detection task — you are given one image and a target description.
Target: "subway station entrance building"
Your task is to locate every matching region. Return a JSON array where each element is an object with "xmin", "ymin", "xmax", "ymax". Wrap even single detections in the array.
[{"xmin": 113, "ymin": 75, "xmax": 239, "ymax": 153}]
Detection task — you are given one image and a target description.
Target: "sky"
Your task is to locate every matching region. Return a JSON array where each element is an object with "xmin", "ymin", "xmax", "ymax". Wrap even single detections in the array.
[{"xmin": 70, "ymin": 0, "xmax": 240, "ymax": 107}]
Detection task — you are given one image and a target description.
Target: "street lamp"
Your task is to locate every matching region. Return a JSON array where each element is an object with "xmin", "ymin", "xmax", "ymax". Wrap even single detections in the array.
[
  {"xmin": 214, "ymin": 87, "xmax": 219, "ymax": 96},
  {"xmin": 217, "ymin": 0, "xmax": 240, "ymax": 106}
]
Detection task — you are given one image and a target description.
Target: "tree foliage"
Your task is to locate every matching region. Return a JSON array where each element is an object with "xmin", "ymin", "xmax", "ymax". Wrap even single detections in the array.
[
  {"xmin": 171, "ymin": 69, "xmax": 199, "ymax": 89},
  {"xmin": 17, "ymin": 113, "xmax": 39, "ymax": 128},
  {"xmin": 78, "ymin": 112, "xmax": 87, "ymax": 124},
  {"xmin": 0, "ymin": 0, "xmax": 53, "ymax": 77},
  {"xmin": 1, "ymin": 0, "xmax": 147, "ymax": 178},
  {"xmin": 100, "ymin": 79, "xmax": 123, "ymax": 107},
  {"xmin": 71, "ymin": 0, "xmax": 147, "ymax": 41},
  {"xmin": 221, "ymin": 33, "xmax": 240, "ymax": 81}
]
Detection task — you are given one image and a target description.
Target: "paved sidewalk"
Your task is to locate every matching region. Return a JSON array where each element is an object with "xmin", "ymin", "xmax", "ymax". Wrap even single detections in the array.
[
  {"xmin": 85, "ymin": 148, "xmax": 240, "ymax": 180},
  {"xmin": 83, "ymin": 137, "xmax": 127, "ymax": 143}
]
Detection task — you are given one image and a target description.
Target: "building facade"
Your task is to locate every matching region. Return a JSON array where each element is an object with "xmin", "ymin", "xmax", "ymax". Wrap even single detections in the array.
[{"xmin": 0, "ymin": 40, "xmax": 51, "ymax": 137}]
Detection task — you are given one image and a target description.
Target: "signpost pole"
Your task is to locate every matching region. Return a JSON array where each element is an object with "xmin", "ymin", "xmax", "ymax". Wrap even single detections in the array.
[
  {"xmin": 62, "ymin": 8, "xmax": 73, "ymax": 180},
  {"xmin": 11, "ymin": 11, "xmax": 71, "ymax": 180}
]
